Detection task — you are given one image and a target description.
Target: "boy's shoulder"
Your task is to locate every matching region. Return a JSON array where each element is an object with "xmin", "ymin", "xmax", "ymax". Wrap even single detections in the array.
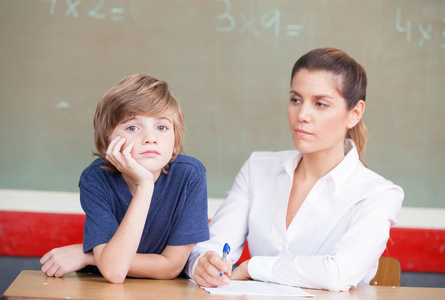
[
  {"xmin": 171, "ymin": 154, "xmax": 206, "ymax": 173},
  {"xmin": 80, "ymin": 158, "xmax": 108, "ymax": 179}
]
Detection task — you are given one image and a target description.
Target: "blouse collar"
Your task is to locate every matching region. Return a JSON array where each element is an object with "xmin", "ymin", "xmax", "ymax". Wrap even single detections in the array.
[
  {"xmin": 280, "ymin": 139, "xmax": 360, "ymax": 190},
  {"xmin": 328, "ymin": 139, "xmax": 360, "ymax": 190}
]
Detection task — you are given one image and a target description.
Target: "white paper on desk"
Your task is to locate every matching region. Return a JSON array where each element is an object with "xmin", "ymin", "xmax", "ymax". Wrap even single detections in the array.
[{"xmin": 201, "ymin": 280, "xmax": 314, "ymax": 297}]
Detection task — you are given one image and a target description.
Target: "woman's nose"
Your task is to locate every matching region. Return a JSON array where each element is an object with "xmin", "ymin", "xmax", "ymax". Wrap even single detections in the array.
[{"xmin": 297, "ymin": 104, "xmax": 311, "ymax": 122}]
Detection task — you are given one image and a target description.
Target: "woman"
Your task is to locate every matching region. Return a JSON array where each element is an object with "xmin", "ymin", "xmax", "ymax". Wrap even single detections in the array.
[{"xmin": 185, "ymin": 48, "xmax": 404, "ymax": 291}]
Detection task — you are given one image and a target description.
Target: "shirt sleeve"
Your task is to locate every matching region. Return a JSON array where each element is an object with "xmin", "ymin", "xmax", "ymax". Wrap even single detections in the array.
[
  {"xmin": 247, "ymin": 186, "xmax": 404, "ymax": 291},
  {"xmin": 185, "ymin": 156, "xmax": 252, "ymax": 278},
  {"xmin": 167, "ymin": 169, "xmax": 210, "ymax": 246},
  {"xmin": 80, "ymin": 168, "xmax": 119, "ymax": 253}
]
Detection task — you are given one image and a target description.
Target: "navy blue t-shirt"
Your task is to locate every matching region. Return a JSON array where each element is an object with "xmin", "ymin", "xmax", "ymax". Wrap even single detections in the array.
[{"xmin": 79, "ymin": 155, "xmax": 209, "ymax": 258}]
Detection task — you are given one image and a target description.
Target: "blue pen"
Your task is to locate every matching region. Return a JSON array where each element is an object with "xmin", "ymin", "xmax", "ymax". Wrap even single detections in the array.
[{"xmin": 220, "ymin": 243, "xmax": 231, "ymax": 277}]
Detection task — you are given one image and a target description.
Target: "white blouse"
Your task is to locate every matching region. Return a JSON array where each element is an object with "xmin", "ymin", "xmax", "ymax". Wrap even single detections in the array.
[{"xmin": 186, "ymin": 140, "xmax": 404, "ymax": 291}]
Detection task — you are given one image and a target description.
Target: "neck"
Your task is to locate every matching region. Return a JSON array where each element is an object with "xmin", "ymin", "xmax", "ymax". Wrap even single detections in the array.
[
  {"xmin": 122, "ymin": 171, "xmax": 161, "ymax": 196},
  {"xmin": 296, "ymin": 144, "xmax": 345, "ymax": 181}
]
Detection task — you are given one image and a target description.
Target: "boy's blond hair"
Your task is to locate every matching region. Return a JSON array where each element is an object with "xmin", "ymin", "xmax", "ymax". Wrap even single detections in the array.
[{"xmin": 93, "ymin": 74, "xmax": 185, "ymax": 172}]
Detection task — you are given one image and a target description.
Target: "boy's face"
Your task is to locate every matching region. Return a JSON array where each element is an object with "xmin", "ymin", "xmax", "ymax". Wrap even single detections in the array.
[{"xmin": 109, "ymin": 115, "xmax": 175, "ymax": 178}]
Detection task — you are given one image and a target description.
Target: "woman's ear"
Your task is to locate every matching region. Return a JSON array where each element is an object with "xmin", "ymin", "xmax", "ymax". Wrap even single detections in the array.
[{"xmin": 348, "ymin": 100, "xmax": 365, "ymax": 129}]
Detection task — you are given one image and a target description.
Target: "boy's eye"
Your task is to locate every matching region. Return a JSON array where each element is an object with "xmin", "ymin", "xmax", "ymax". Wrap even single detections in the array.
[
  {"xmin": 157, "ymin": 125, "xmax": 168, "ymax": 131},
  {"xmin": 127, "ymin": 126, "xmax": 138, "ymax": 132}
]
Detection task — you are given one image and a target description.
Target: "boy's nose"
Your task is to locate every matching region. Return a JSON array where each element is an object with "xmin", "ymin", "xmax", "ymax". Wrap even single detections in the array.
[{"xmin": 143, "ymin": 131, "xmax": 157, "ymax": 144}]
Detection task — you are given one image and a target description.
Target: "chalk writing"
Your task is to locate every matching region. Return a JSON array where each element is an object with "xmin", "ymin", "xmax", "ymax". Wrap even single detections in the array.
[
  {"xmin": 396, "ymin": 8, "xmax": 444, "ymax": 49},
  {"xmin": 418, "ymin": 23, "xmax": 432, "ymax": 47},
  {"xmin": 215, "ymin": 0, "xmax": 302, "ymax": 38},
  {"xmin": 286, "ymin": 25, "xmax": 303, "ymax": 37},
  {"xmin": 65, "ymin": 0, "xmax": 80, "ymax": 18},
  {"xmin": 39, "ymin": 0, "xmax": 123, "ymax": 21},
  {"xmin": 261, "ymin": 9, "xmax": 280, "ymax": 37},
  {"xmin": 396, "ymin": 7, "xmax": 411, "ymax": 42},
  {"xmin": 216, "ymin": 0, "xmax": 235, "ymax": 32},
  {"xmin": 88, "ymin": 0, "xmax": 106, "ymax": 19},
  {"xmin": 55, "ymin": 101, "xmax": 70, "ymax": 109}
]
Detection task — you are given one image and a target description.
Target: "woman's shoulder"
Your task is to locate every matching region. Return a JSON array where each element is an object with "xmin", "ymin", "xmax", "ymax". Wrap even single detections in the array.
[
  {"xmin": 342, "ymin": 141, "xmax": 403, "ymax": 197},
  {"xmin": 239, "ymin": 150, "xmax": 300, "ymax": 175},
  {"xmin": 351, "ymin": 163, "xmax": 404, "ymax": 200}
]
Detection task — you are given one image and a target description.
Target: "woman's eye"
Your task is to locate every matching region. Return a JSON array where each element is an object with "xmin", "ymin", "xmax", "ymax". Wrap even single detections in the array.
[
  {"xmin": 290, "ymin": 97, "xmax": 302, "ymax": 104},
  {"xmin": 316, "ymin": 102, "xmax": 329, "ymax": 108}
]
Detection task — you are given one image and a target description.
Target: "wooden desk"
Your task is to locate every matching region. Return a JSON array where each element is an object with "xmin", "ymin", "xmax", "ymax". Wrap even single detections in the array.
[{"xmin": 2, "ymin": 270, "xmax": 445, "ymax": 300}]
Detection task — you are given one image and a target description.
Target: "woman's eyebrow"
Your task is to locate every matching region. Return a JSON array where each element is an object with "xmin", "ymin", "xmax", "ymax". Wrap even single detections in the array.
[
  {"xmin": 289, "ymin": 90, "xmax": 334, "ymax": 100},
  {"xmin": 289, "ymin": 90, "xmax": 299, "ymax": 95}
]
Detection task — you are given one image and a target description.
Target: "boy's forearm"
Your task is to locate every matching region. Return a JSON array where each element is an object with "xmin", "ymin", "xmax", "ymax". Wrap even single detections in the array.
[
  {"xmin": 127, "ymin": 253, "xmax": 177, "ymax": 279},
  {"xmin": 95, "ymin": 185, "xmax": 154, "ymax": 283},
  {"xmin": 127, "ymin": 244, "xmax": 194, "ymax": 279},
  {"xmin": 84, "ymin": 250, "xmax": 96, "ymax": 266}
]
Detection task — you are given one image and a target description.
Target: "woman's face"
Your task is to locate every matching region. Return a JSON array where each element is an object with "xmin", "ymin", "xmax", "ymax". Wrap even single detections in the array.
[{"xmin": 287, "ymin": 69, "xmax": 362, "ymax": 157}]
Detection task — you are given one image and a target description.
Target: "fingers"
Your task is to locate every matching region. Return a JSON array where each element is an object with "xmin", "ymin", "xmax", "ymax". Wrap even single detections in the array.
[
  {"xmin": 230, "ymin": 260, "xmax": 251, "ymax": 281},
  {"xmin": 106, "ymin": 136, "xmax": 127, "ymax": 169},
  {"xmin": 40, "ymin": 247, "xmax": 75, "ymax": 278},
  {"xmin": 106, "ymin": 137, "xmax": 139, "ymax": 172},
  {"xmin": 208, "ymin": 251, "xmax": 231, "ymax": 276},
  {"xmin": 121, "ymin": 140, "xmax": 134, "ymax": 158},
  {"xmin": 40, "ymin": 250, "xmax": 51, "ymax": 265},
  {"xmin": 106, "ymin": 137, "xmax": 155, "ymax": 188},
  {"xmin": 194, "ymin": 252, "xmax": 231, "ymax": 287},
  {"xmin": 40, "ymin": 252, "xmax": 60, "ymax": 277}
]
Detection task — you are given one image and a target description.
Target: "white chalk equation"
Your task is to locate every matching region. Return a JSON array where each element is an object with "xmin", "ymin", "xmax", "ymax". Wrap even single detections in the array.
[
  {"xmin": 214, "ymin": 0, "xmax": 303, "ymax": 38},
  {"xmin": 214, "ymin": 1, "xmax": 444, "ymax": 49},
  {"xmin": 396, "ymin": 8, "xmax": 444, "ymax": 49},
  {"xmin": 39, "ymin": 0, "xmax": 123, "ymax": 21}
]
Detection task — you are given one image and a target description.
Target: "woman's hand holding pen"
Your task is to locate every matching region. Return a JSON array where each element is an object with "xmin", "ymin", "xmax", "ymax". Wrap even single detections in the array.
[
  {"xmin": 230, "ymin": 260, "xmax": 251, "ymax": 281},
  {"xmin": 194, "ymin": 251, "xmax": 232, "ymax": 287}
]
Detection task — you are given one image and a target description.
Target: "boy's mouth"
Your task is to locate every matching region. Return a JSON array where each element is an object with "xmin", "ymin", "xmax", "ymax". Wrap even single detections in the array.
[{"xmin": 140, "ymin": 150, "xmax": 160, "ymax": 156}]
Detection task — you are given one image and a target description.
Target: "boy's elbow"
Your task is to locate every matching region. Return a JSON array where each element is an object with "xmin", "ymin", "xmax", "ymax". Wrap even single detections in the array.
[
  {"xmin": 98, "ymin": 264, "xmax": 127, "ymax": 284},
  {"xmin": 158, "ymin": 266, "xmax": 183, "ymax": 280},
  {"xmin": 102, "ymin": 271, "xmax": 126, "ymax": 284}
]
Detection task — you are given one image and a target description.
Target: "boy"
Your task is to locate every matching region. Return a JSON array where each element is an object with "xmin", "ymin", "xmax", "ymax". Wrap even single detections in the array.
[{"xmin": 41, "ymin": 74, "xmax": 209, "ymax": 283}]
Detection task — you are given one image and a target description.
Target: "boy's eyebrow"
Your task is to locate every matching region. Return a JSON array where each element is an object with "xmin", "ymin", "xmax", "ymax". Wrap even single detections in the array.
[
  {"xmin": 120, "ymin": 116, "xmax": 136, "ymax": 124},
  {"xmin": 158, "ymin": 116, "xmax": 173, "ymax": 123}
]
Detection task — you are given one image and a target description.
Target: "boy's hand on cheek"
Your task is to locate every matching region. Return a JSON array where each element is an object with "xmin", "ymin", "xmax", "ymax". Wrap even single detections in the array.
[{"xmin": 106, "ymin": 136, "xmax": 154, "ymax": 187}]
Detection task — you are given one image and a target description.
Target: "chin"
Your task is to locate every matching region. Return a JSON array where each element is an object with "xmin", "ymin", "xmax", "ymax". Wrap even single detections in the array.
[{"xmin": 293, "ymin": 140, "xmax": 309, "ymax": 151}]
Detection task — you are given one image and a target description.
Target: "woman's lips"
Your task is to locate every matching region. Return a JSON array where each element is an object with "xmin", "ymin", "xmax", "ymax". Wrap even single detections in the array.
[{"xmin": 295, "ymin": 129, "xmax": 311, "ymax": 136}]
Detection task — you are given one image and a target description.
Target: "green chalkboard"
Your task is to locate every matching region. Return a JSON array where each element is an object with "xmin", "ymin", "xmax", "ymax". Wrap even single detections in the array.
[{"xmin": 1, "ymin": 0, "xmax": 444, "ymax": 208}]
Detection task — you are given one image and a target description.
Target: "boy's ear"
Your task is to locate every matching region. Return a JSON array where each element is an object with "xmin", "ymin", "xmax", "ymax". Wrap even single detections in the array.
[
  {"xmin": 172, "ymin": 147, "xmax": 179, "ymax": 157},
  {"xmin": 348, "ymin": 100, "xmax": 365, "ymax": 129}
]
